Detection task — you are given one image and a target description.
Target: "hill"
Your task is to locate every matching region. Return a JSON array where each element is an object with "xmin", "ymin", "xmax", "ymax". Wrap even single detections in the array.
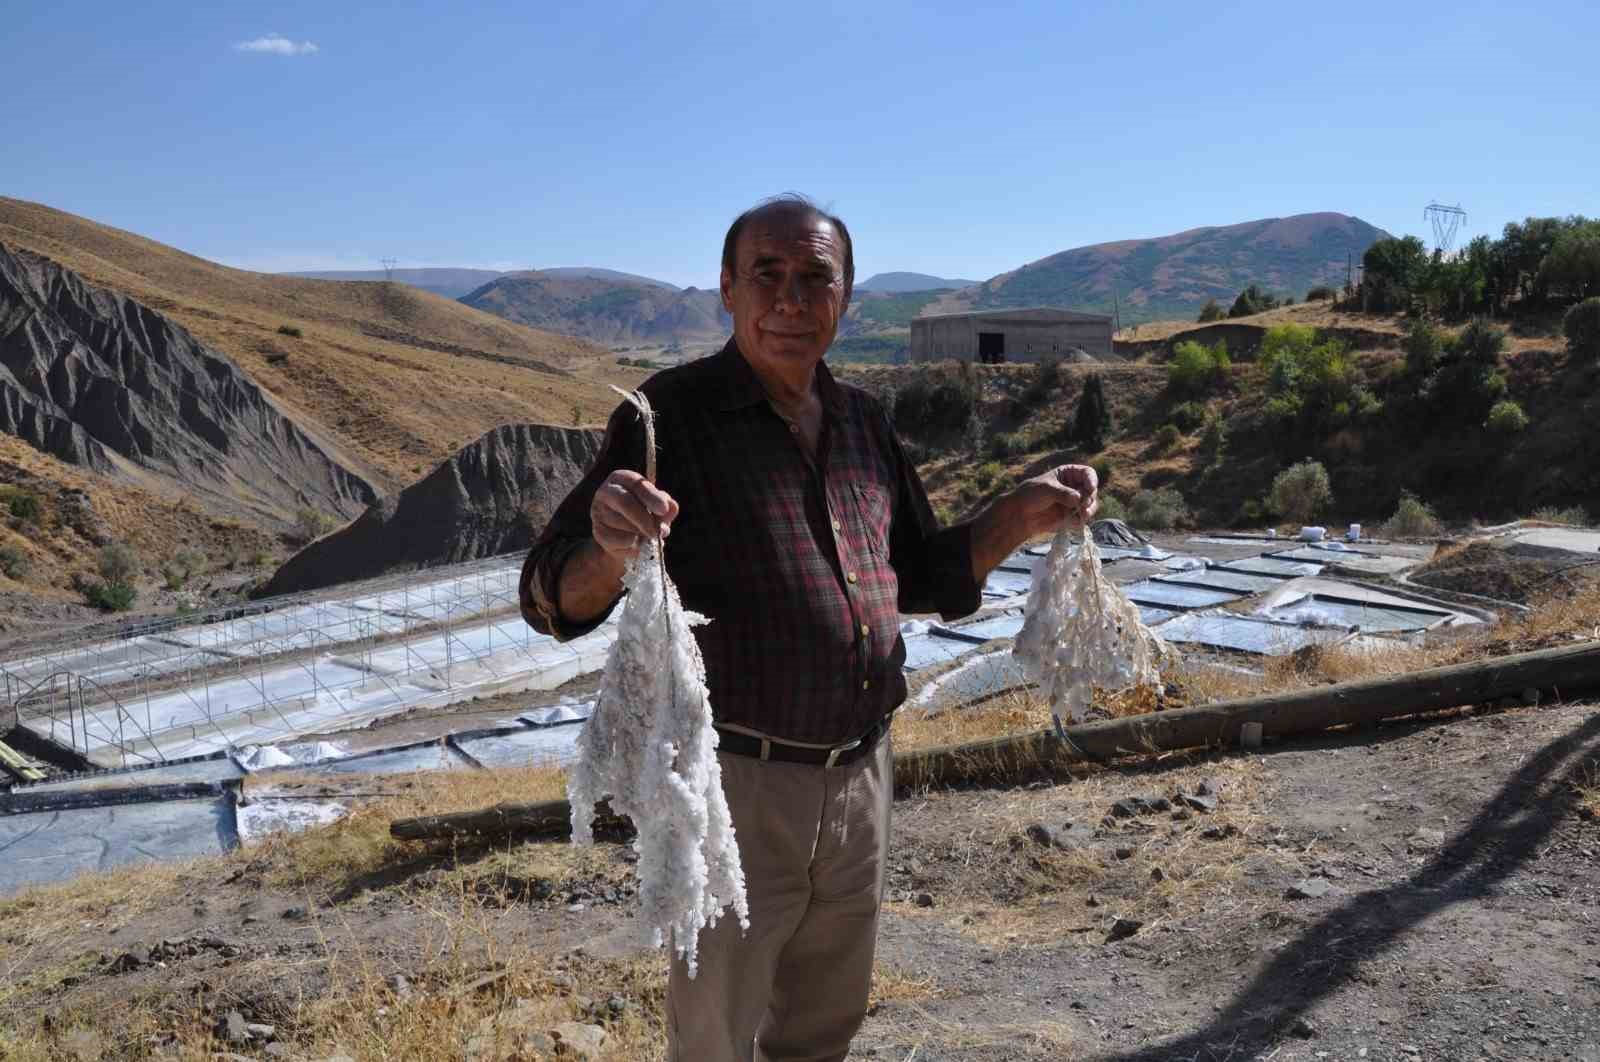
[
  {"xmin": 259, "ymin": 423, "xmax": 602, "ymax": 595},
  {"xmin": 460, "ymin": 271, "xmax": 728, "ymax": 347},
  {"xmin": 0, "ymin": 197, "xmax": 627, "ymax": 491},
  {"xmin": 857, "ymin": 272, "xmax": 977, "ymax": 293},
  {"xmin": 0, "ymin": 245, "xmax": 376, "ymax": 528},
  {"xmin": 926, "ymin": 213, "xmax": 1387, "ymax": 325},
  {"xmin": 282, "ymin": 268, "xmax": 508, "ymax": 300}
]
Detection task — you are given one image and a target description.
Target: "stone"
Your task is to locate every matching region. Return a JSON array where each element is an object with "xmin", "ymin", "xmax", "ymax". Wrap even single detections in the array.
[
  {"xmin": 1180, "ymin": 793, "xmax": 1219, "ymax": 813},
  {"xmin": 915, "ymin": 893, "xmax": 935, "ymax": 908},
  {"xmin": 386, "ymin": 973, "xmax": 413, "ymax": 997},
  {"xmin": 605, "ymin": 994, "xmax": 628, "ymax": 1017},
  {"xmin": 465, "ymin": 1003, "xmax": 557, "ymax": 1061},
  {"xmin": 1171, "ymin": 809, "xmax": 1192, "ymax": 822},
  {"xmin": 1195, "ymin": 778, "xmax": 1221, "ymax": 798},
  {"xmin": 263, "ymin": 1044, "xmax": 294, "ymax": 1059},
  {"xmin": 1150, "ymin": 867, "xmax": 1165, "ymax": 882},
  {"xmin": 216, "ymin": 1011, "xmax": 252, "ymax": 1044},
  {"xmin": 107, "ymin": 950, "xmax": 147, "ymax": 973},
  {"xmin": 549, "ymin": 971, "xmax": 578, "ymax": 992},
  {"xmin": 1286, "ymin": 877, "xmax": 1335, "ymax": 900},
  {"xmin": 1289, "ymin": 1015, "xmax": 1318, "ymax": 1039},
  {"xmin": 1023, "ymin": 822, "xmax": 1094, "ymax": 851},
  {"xmin": 1115, "ymin": 847, "xmax": 1136, "ymax": 860},
  {"xmin": 1106, "ymin": 918, "xmax": 1143, "ymax": 943},
  {"xmin": 1408, "ymin": 828, "xmax": 1446, "ymax": 853},
  {"xmin": 550, "ymin": 1021, "xmax": 608, "ymax": 1058},
  {"xmin": 1199, "ymin": 824, "xmax": 1239, "ymax": 840},
  {"xmin": 244, "ymin": 1022, "xmax": 277, "ymax": 1040},
  {"xmin": 281, "ymin": 906, "xmax": 309, "ymax": 922}
]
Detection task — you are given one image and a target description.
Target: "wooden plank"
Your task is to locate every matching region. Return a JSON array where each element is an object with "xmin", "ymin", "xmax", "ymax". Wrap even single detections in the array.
[
  {"xmin": 389, "ymin": 640, "xmax": 1600, "ymax": 841},
  {"xmin": 0, "ymin": 739, "xmax": 48, "ymax": 783}
]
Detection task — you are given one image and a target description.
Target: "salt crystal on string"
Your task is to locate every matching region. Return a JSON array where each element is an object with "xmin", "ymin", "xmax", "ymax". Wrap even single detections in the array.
[
  {"xmin": 567, "ymin": 389, "xmax": 748, "ymax": 978},
  {"xmin": 1014, "ymin": 524, "xmax": 1170, "ymax": 726}
]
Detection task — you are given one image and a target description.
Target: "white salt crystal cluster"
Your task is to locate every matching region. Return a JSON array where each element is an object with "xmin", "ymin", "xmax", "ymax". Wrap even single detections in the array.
[
  {"xmin": 1014, "ymin": 525, "xmax": 1169, "ymax": 724},
  {"xmin": 567, "ymin": 536, "xmax": 749, "ymax": 977}
]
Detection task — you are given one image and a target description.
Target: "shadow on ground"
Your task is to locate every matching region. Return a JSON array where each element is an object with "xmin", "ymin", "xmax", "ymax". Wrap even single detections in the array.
[{"xmin": 1100, "ymin": 710, "xmax": 1600, "ymax": 1061}]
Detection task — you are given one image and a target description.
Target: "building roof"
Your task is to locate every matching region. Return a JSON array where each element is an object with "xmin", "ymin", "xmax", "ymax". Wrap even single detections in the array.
[{"xmin": 911, "ymin": 306, "xmax": 1114, "ymax": 324}]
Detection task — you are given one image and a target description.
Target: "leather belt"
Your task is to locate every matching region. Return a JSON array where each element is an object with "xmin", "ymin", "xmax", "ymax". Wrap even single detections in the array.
[{"xmin": 714, "ymin": 716, "xmax": 890, "ymax": 769}]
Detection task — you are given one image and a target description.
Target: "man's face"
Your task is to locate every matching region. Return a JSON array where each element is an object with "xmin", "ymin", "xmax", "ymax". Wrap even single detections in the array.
[{"xmin": 720, "ymin": 211, "xmax": 849, "ymax": 381}]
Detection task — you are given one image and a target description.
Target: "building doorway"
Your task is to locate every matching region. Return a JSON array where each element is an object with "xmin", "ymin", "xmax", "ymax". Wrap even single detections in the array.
[{"xmin": 977, "ymin": 332, "xmax": 1005, "ymax": 364}]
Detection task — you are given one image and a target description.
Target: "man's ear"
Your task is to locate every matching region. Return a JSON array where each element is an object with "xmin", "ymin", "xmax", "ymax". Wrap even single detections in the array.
[{"xmin": 719, "ymin": 266, "xmax": 734, "ymax": 313}]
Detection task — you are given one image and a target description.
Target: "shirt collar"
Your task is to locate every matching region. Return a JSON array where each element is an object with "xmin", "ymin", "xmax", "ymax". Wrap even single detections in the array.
[{"xmin": 714, "ymin": 337, "xmax": 847, "ymax": 418}]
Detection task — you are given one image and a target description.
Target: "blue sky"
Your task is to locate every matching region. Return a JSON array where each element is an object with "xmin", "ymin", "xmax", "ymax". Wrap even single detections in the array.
[{"xmin": 5, "ymin": 1, "xmax": 1595, "ymax": 289}]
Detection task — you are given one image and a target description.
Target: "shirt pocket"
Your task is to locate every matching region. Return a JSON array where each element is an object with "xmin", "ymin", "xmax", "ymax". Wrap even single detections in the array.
[{"xmin": 849, "ymin": 482, "xmax": 892, "ymax": 559}]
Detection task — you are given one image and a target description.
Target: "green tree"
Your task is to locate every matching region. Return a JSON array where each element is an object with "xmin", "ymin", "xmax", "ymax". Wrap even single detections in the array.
[
  {"xmin": 1563, "ymin": 297, "xmax": 1600, "ymax": 358},
  {"xmin": 1402, "ymin": 319, "xmax": 1446, "ymax": 379},
  {"xmin": 1361, "ymin": 236, "xmax": 1429, "ymax": 312},
  {"xmin": 1537, "ymin": 222, "xmax": 1600, "ymax": 300},
  {"xmin": 1196, "ymin": 298, "xmax": 1225, "ymax": 323},
  {"xmin": 1227, "ymin": 284, "xmax": 1279, "ymax": 319},
  {"xmin": 1500, "ymin": 216, "xmax": 1571, "ymax": 303},
  {"xmin": 1073, "ymin": 374, "xmax": 1112, "ymax": 452}
]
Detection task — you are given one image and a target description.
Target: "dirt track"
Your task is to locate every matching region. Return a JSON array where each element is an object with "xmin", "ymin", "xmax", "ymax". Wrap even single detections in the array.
[{"xmin": 3, "ymin": 699, "xmax": 1596, "ymax": 1060}]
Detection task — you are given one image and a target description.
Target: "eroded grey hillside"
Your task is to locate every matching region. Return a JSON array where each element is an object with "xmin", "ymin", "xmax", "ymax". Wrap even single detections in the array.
[
  {"xmin": 259, "ymin": 422, "xmax": 602, "ymax": 595},
  {"xmin": 0, "ymin": 243, "xmax": 378, "ymax": 526}
]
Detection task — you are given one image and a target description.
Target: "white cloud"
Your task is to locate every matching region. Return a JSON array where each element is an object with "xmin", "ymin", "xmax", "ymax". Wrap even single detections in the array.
[{"xmin": 233, "ymin": 33, "xmax": 319, "ymax": 57}]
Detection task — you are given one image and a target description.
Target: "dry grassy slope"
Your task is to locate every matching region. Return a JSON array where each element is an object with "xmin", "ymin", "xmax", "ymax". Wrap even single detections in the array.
[
  {"xmin": 0, "ymin": 434, "xmax": 277, "ymax": 618},
  {"xmin": 0, "ymin": 197, "xmax": 632, "ymax": 489}
]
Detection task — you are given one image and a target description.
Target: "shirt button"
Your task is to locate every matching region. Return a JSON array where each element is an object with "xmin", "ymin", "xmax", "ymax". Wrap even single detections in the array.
[
  {"xmin": 860, "ymin": 623, "xmax": 870, "ymax": 637},
  {"xmin": 846, "ymin": 572, "xmax": 857, "ymax": 584},
  {"xmin": 862, "ymin": 679, "xmax": 871, "ymax": 690},
  {"xmin": 831, "ymin": 519, "xmax": 842, "ymax": 532},
  {"xmin": 788, "ymin": 424, "xmax": 799, "ymax": 434}
]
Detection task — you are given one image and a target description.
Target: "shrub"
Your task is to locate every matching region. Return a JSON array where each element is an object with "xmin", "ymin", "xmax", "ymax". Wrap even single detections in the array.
[
  {"xmin": 1402, "ymin": 320, "xmax": 1446, "ymax": 378},
  {"xmin": 162, "ymin": 548, "xmax": 206, "ymax": 590},
  {"xmin": 1095, "ymin": 493, "xmax": 1128, "ymax": 522},
  {"xmin": 1152, "ymin": 424, "xmax": 1182, "ymax": 453},
  {"xmin": 1196, "ymin": 298, "xmax": 1225, "ymax": 323},
  {"xmin": 1129, "ymin": 487, "xmax": 1190, "ymax": 530},
  {"xmin": 1199, "ymin": 413, "xmax": 1228, "ymax": 461},
  {"xmin": 1090, "ymin": 458, "xmax": 1114, "ymax": 491},
  {"xmin": 1072, "ymin": 374, "xmax": 1111, "ymax": 452},
  {"xmin": 1565, "ymin": 297, "xmax": 1600, "ymax": 358},
  {"xmin": 972, "ymin": 461, "xmax": 1005, "ymax": 492},
  {"xmin": 1381, "ymin": 492, "xmax": 1443, "ymax": 538},
  {"xmin": 293, "ymin": 507, "xmax": 335, "ymax": 545},
  {"xmin": 277, "ymin": 324, "xmax": 303, "ymax": 338},
  {"xmin": 1019, "ymin": 358, "xmax": 1062, "ymax": 407},
  {"xmin": 1305, "ymin": 285, "xmax": 1337, "ymax": 301},
  {"xmin": 894, "ymin": 365, "xmax": 978, "ymax": 437},
  {"xmin": 1167, "ymin": 340, "xmax": 1231, "ymax": 397},
  {"xmin": 1268, "ymin": 460, "xmax": 1332, "ymax": 523},
  {"xmin": 1531, "ymin": 505, "xmax": 1590, "ymax": 527},
  {"xmin": 7, "ymin": 491, "xmax": 41, "ymax": 524},
  {"xmin": 986, "ymin": 431, "xmax": 1028, "ymax": 459},
  {"xmin": 1168, "ymin": 401, "xmax": 1207, "ymax": 433},
  {"xmin": 1485, "ymin": 399, "xmax": 1529, "ymax": 435},
  {"xmin": 0, "ymin": 545, "xmax": 29, "ymax": 580},
  {"xmin": 98, "ymin": 542, "xmax": 139, "ymax": 585},
  {"xmin": 83, "ymin": 580, "xmax": 136, "ymax": 612}
]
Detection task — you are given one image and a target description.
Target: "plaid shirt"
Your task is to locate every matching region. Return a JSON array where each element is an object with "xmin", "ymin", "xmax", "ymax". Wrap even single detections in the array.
[{"xmin": 519, "ymin": 340, "xmax": 981, "ymax": 744}]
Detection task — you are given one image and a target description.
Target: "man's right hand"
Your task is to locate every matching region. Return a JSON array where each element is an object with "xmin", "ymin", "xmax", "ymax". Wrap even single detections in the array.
[{"xmin": 591, "ymin": 469, "xmax": 680, "ymax": 560}]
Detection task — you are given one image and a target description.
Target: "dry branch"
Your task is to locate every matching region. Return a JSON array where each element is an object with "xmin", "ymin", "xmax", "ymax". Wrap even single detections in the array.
[{"xmin": 390, "ymin": 640, "xmax": 1600, "ymax": 841}]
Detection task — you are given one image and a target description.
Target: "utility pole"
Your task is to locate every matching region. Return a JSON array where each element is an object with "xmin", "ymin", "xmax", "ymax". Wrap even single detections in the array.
[{"xmin": 380, "ymin": 258, "xmax": 398, "ymax": 283}]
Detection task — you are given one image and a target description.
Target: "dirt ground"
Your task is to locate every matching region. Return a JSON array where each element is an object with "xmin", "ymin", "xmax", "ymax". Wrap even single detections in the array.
[{"xmin": 3, "ymin": 694, "xmax": 1597, "ymax": 1061}]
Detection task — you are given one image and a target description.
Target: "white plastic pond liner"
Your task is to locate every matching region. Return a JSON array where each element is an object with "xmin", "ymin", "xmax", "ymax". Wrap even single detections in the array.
[{"xmin": 1014, "ymin": 527, "xmax": 1169, "ymax": 725}]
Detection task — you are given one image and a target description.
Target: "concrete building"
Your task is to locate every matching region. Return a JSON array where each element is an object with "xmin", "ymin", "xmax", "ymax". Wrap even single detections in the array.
[{"xmin": 910, "ymin": 307, "xmax": 1115, "ymax": 363}]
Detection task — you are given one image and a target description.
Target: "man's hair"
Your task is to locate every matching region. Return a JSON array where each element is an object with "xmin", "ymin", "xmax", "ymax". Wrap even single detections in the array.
[{"xmin": 720, "ymin": 193, "xmax": 854, "ymax": 299}]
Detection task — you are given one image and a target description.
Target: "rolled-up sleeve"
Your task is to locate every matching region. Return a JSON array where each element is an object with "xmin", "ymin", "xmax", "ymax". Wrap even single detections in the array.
[
  {"xmin": 878, "ymin": 408, "xmax": 982, "ymax": 620},
  {"xmin": 519, "ymin": 401, "xmax": 646, "ymax": 640}
]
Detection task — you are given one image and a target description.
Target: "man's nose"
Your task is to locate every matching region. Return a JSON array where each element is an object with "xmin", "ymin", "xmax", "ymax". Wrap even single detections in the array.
[{"xmin": 774, "ymin": 271, "xmax": 807, "ymax": 312}]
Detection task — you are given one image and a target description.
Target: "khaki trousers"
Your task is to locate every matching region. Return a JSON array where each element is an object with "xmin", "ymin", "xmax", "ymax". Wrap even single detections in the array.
[{"xmin": 667, "ymin": 732, "xmax": 892, "ymax": 1062}]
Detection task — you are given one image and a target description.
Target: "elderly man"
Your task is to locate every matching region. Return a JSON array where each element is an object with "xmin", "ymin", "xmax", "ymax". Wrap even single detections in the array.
[{"xmin": 520, "ymin": 195, "xmax": 1097, "ymax": 1062}]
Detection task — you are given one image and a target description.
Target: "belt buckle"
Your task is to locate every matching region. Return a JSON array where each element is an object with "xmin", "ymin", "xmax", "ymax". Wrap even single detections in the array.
[{"xmin": 824, "ymin": 737, "xmax": 862, "ymax": 769}]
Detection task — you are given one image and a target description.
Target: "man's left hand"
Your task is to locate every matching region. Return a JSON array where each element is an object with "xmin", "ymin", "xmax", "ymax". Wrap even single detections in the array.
[{"xmin": 1008, "ymin": 464, "xmax": 1099, "ymax": 539}]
